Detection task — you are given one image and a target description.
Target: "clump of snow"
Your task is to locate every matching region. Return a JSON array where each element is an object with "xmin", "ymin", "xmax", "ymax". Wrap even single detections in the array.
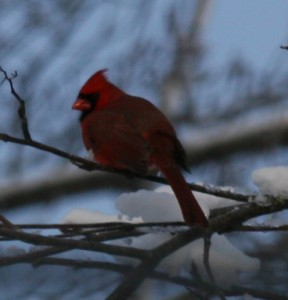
[
  {"xmin": 252, "ymin": 166, "xmax": 288, "ymax": 198},
  {"xmin": 193, "ymin": 189, "xmax": 239, "ymax": 211},
  {"xmin": 116, "ymin": 188, "xmax": 188, "ymax": 223},
  {"xmin": 116, "ymin": 186, "xmax": 239, "ymax": 223},
  {"xmin": 218, "ymin": 185, "xmax": 236, "ymax": 193},
  {"xmin": 61, "ymin": 186, "xmax": 259, "ymax": 287},
  {"xmin": 62, "ymin": 208, "xmax": 142, "ymax": 225},
  {"xmin": 196, "ymin": 181, "xmax": 236, "ymax": 194}
]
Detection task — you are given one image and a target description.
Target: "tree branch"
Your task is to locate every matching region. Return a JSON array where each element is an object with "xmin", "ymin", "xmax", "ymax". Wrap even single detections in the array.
[
  {"xmin": 0, "ymin": 67, "xmax": 31, "ymax": 140},
  {"xmin": 234, "ymin": 224, "xmax": 288, "ymax": 232},
  {"xmin": 0, "ymin": 132, "xmax": 253, "ymax": 206},
  {"xmin": 0, "ymin": 227, "xmax": 148, "ymax": 260}
]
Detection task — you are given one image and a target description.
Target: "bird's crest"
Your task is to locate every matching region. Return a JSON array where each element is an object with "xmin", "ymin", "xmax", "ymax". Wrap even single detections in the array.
[{"xmin": 80, "ymin": 69, "xmax": 109, "ymax": 94}]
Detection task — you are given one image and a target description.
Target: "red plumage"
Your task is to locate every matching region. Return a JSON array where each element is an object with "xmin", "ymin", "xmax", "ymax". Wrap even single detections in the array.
[{"xmin": 72, "ymin": 70, "xmax": 208, "ymax": 227}]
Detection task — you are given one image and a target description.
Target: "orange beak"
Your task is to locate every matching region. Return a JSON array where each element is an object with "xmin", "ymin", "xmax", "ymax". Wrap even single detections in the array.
[{"xmin": 72, "ymin": 98, "xmax": 91, "ymax": 111}]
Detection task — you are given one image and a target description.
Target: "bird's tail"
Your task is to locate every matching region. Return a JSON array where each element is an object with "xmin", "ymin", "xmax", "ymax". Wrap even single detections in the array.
[{"xmin": 158, "ymin": 162, "xmax": 208, "ymax": 227}]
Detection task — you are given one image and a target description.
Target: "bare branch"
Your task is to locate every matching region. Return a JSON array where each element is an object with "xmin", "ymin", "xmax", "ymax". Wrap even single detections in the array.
[
  {"xmin": 0, "ymin": 215, "xmax": 15, "ymax": 228},
  {"xmin": 203, "ymin": 234, "xmax": 226, "ymax": 300},
  {"xmin": 0, "ymin": 246, "xmax": 67, "ymax": 267},
  {"xmin": 203, "ymin": 234, "xmax": 214, "ymax": 282},
  {"xmin": 0, "ymin": 132, "xmax": 253, "ymax": 204},
  {"xmin": 0, "ymin": 67, "xmax": 31, "ymax": 140},
  {"xmin": 234, "ymin": 224, "xmax": 288, "ymax": 232},
  {"xmin": 0, "ymin": 227, "xmax": 147, "ymax": 260},
  {"xmin": 226, "ymin": 285, "xmax": 288, "ymax": 300},
  {"xmin": 16, "ymin": 256, "xmax": 213, "ymax": 292},
  {"xmin": 9, "ymin": 221, "xmax": 185, "ymax": 230}
]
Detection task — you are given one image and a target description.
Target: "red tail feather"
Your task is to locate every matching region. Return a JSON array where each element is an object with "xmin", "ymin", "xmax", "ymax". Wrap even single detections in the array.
[{"xmin": 158, "ymin": 162, "xmax": 208, "ymax": 227}]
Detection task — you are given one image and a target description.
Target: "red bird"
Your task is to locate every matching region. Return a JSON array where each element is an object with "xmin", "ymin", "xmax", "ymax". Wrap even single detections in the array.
[{"xmin": 72, "ymin": 70, "xmax": 208, "ymax": 227}]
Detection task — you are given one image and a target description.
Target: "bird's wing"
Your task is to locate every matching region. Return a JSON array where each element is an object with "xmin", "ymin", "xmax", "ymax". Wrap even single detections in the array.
[{"xmin": 84, "ymin": 110, "xmax": 150, "ymax": 174}]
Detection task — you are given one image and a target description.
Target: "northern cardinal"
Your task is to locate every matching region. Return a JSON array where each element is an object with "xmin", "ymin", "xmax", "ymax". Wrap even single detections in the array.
[{"xmin": 72, "ymin": 70, "xmax": 208, "ymax": 227}]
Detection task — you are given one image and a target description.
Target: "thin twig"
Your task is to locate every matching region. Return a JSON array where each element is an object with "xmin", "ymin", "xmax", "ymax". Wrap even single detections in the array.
[
  {"xmin": 203, "ymin": 234, "xmax": 226, "ymax": 300},
  {"xmin": 0, "ymin": 246, "xmax": 67, "ymax": 267},
  {"xmin": 203, "ymin": 234, "xmax": 214, "ymax": 283},
  {"xmin": 0, "ymin": 227, "xmax": 148, "ymax": 260},
  {"xmin": 0, "ymin": 215, "xmax": 15, "ymax": 228},
  {"xmin": 0, "ymin": 67, "xmax": 31, "ymax": 140},
  {"xmin": 226, "ymin": 285, "xmax": 288, "ymax": 300},
  {"xmin": 234, "ymin": 224, "xmax": 288, "ymax": 232},
  {"xmin": 5, "ymin": 221, "xmax": 185, "ymax": 231},
  {"xmin": 26, "ymin": 256, "xmax": 215, "ymax": 292}
]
